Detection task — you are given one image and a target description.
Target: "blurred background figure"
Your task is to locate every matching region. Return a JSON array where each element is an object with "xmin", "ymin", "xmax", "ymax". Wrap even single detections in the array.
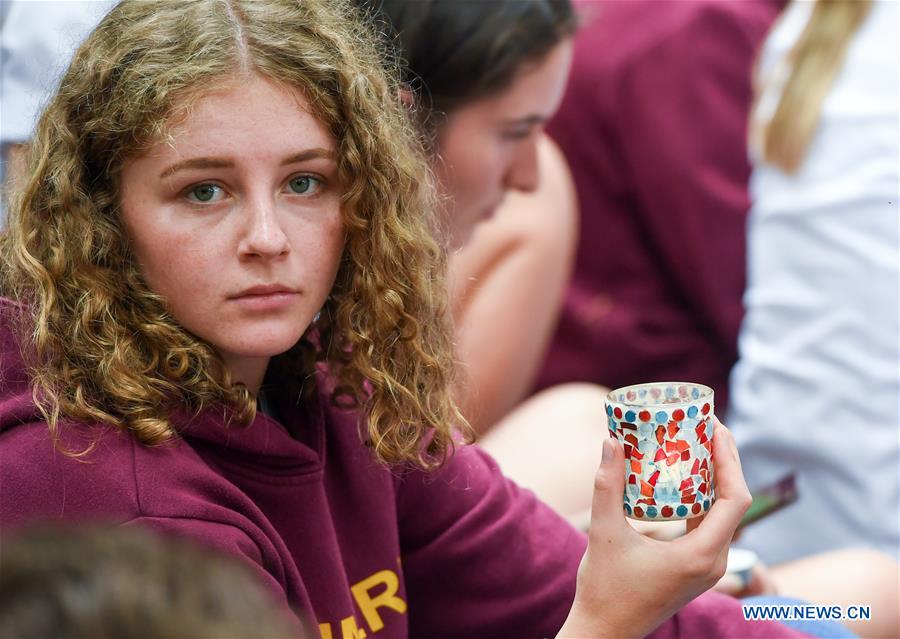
[
  {"xmin": 357, "ymin": 0, "xmax": 583, "ymax": 432},
  {"xmin": 534, "ymin": 0, "xmax": 785, "ymax": 416},
  {"xmin": 0, "ymin": 525, "xmax": 302, "ymax": 638},
  {"xmin": 0, "ymin": 1, "xmax": 115, "ymax": 223},
  {"xmin": 356, "ymin": 0, "xmax": 610, "ymax": 523},
  {"xmin": 728, "ymin": 0, "xmax": 899, "ymax": 564}
]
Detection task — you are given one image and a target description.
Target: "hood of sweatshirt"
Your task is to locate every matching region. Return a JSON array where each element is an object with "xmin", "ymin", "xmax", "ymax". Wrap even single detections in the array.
[{"xmin": 0, "ymin": 296, "xmax": 325, "ymax": 471}]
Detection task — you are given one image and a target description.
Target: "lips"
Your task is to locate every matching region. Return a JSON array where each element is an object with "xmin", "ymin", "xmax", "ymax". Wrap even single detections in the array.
[
  {"xmin": 229, "ymin": 285, "xmax": 300, "ymax": 312},
  {"xmin": 231, "ymin": 284, "xmax": 297, "ymax": 299}
]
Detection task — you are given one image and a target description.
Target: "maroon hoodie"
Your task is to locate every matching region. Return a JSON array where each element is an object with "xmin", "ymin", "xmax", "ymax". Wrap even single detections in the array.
[{"xmin": 0, "ymin": 299, "xmax": 809, "ymax": 638}]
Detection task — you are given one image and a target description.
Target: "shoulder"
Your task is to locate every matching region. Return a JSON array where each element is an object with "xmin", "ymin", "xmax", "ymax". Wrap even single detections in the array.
[
  {"xmin": 0, "ymin": 417, "xmax": 242, "ymax": 533},
  {"xmin": 0, "ymin": 419, "xmax": 143, "ymax": 528},
  {"xmin": 0, "ymin": 418, "xmax": 287, "ymax": 599}
]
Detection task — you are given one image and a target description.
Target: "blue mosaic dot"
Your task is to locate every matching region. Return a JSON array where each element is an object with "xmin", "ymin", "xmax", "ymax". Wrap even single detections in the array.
[
  {"xmin": 676, "ymin": 505, "xmax": 688, "ymax": 517},
  {"xmin": 692, "ymin": 388, "xmax": 700, "ymax": 399},
  {"xmin": 703, "ymin": 499, "xmax": 711, "ymax": 511},
  {"xmin": 655, "ymin": 411, "xmax": 668, "ymax": 424},
  {"xmin": 608, "ymin": 417, "xmax": 616, "ymax": 430},
  {"xmin": 624, "ymin": 410, "xmax": 636, "ymax": 422},
  {"xmin": 646, "ymin": 506, "xmax": 658, "ymax": 518},
  {"xmin": 665, "ymin": 386, "xmax": 675, "ymax": 398},
  {"xmin": 606, "ymin": 404, "xmax": 613, "ymax": 416},
  {"xmin": 687, "ymin": 405, "xmax": 698, "ymax": 418},
  {"xmin": 624, "ymin": 503, "xmax": 632, "ymax": 516}
]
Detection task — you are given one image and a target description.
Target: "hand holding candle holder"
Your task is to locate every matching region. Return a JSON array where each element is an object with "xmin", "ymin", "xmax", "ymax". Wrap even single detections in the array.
[{"xmin": 605, "ymin": 382, "xmax": 715, "ymax": 521}]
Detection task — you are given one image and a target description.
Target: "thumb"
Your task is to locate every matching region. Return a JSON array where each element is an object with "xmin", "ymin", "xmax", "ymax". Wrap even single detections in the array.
[{"xmin": 588, "ymin": 437, "xmax": 627, "ymax": 534}]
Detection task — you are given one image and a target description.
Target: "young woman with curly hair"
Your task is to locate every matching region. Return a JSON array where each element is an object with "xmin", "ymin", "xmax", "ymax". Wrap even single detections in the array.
[{"xmin": 0, "ymin": 1, "xmax": 832, "ymax": 637}]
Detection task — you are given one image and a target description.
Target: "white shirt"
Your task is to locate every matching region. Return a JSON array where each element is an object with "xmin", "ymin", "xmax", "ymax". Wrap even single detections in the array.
[
  {"xmin": 728, "ymin": 0, "xmax": 900, "ymax": 564},
  {"xmin": 1, "ymin": 0, "xmax": 115, "ymax": 221}
]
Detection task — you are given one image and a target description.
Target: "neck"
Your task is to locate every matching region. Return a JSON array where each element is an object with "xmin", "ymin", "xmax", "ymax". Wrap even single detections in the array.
[{"xmin": 219, "ymin": 353, "xmax": 270, "ymax": 396}]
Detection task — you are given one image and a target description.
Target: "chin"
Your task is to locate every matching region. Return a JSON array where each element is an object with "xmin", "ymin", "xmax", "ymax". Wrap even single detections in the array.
[{"xmin": 217, "ymin": 326, "xmax": 310, "ymax": 358}]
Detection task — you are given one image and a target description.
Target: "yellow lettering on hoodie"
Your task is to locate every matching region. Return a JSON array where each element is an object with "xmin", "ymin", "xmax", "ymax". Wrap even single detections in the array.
[
  {"xmin": 319, "ymin": 616, "xmax": 367, "ymax": 639},
  {"xmin": 350, "ymin": 569, "xmax": 407, "ymax": 632}
]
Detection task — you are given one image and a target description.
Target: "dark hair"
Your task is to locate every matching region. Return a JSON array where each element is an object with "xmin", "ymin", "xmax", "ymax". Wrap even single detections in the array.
[
  {"xmin": 356, "ymin": 0, "xmax": 576, "ymax": 132},
  {"xmin": 0, "ymin": 525, "xmax": 302, "ymax": 639}
]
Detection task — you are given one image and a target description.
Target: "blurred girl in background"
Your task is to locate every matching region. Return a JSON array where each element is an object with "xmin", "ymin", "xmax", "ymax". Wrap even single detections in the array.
[{"xmin": 729, "ymin": 0, "xmax": 899, "ymax": 566}]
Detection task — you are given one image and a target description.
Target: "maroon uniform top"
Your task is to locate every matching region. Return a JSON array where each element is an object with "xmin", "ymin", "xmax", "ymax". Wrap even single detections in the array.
[
  {"xmin": 1, "ymin": 298, "xmax": 808, "ymax": 638},
  {"xmin": 537, "ymin": 0, "xmax": 785, "ymax": 413}
]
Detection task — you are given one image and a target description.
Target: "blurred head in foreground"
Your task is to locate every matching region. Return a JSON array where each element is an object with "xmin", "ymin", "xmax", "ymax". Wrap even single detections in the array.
[{"xmin": 0, "ymin": 525, "xmax": 301, "ymax": 639}]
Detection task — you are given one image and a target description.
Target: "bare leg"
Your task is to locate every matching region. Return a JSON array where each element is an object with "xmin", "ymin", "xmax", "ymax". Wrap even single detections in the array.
[
  {"xmin": 478, "ymin": 382, "xmax": 608, "ymax": 522},
  {"xmin": 769, "ymin": 548, "xmax": 900, "ymax": 639}
]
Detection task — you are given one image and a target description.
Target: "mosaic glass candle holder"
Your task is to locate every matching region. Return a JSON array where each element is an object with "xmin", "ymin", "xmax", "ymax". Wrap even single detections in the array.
[{"xmin": 605, "ymin": 382, "xmax": 715, "ymax": 521}]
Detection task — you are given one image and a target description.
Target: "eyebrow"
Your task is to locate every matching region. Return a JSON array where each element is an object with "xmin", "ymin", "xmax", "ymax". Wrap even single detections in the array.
[
  {"xmin": 501, "ymin": 115, "xmax": 547, "ymax": 128},
  {"xmin": 159, "ymin": 148, "xmax": 336, "ymax": 179}
]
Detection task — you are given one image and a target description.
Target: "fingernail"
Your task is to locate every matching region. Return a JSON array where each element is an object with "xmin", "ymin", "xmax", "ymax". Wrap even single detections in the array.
[{"xmin": 601, "ymin": 438, "xmax": 614, "ymax": 464}]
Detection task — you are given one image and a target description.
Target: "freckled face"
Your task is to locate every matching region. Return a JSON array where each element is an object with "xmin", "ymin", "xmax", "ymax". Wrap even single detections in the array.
[{"xmin": 119, "ymin": 75, "xmax": 344, "ymax": 386}]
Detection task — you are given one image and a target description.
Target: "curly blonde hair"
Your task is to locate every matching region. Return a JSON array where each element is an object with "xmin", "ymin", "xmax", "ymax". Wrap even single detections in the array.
[{"xmin": 0, "ymin": 0, "xmax": 469, "ymax": 468}]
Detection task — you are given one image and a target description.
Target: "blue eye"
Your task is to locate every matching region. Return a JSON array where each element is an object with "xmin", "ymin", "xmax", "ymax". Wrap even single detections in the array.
[
  {"xmin": 288, "ymin": 175, "xmax": 320, "ymax": 195},
  {"xmin": 188, "ymin": 184, "xmax": 225, "ymax": 203}
]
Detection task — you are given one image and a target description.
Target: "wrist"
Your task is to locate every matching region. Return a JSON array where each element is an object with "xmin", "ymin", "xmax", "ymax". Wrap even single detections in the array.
[{"xmin": 556, "ymin": 603, "xmax": 637, "ymax": 639}]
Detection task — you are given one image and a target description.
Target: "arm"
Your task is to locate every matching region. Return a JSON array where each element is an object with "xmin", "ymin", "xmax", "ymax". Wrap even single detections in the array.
[
  {"xmin": 450, "ymin": 134, "xmax": 578, "ymax": 433},
  {"xmin": 399, "ymin": 422, "xmax": 809, "ymax": 639},
  {"xmin": 396, "ymin": 443, "xmax": 585, "ymax": 638}
]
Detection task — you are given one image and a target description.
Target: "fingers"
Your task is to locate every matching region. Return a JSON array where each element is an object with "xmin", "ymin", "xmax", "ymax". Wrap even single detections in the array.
[
  {"xmin": 588, "ymin": 437, "xmax": 629, "ymax": 539},
  {"xmin": 678, "ymin": 420, "xmax": 751, "ymax": 553},
  {"xmin": 710, "ymin": 419, "xmax": 751, "ymax": 508}
]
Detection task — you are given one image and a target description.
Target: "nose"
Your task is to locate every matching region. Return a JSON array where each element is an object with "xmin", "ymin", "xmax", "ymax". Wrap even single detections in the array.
[
  {"xmin": 238, "ymin": 197, "xmax": 289, "ymax": 260},
  {"xmin": 504, "ymin": 139, "xmax": 540, "ymax": 193}
]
